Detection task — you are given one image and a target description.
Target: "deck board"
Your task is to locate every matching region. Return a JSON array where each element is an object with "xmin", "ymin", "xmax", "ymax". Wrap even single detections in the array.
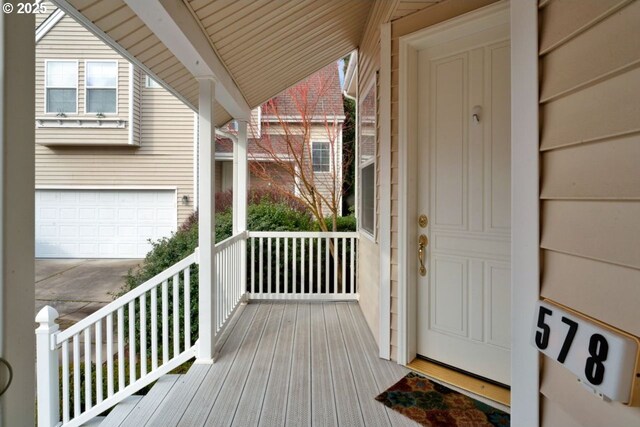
[
  {"xmin": 309, "ymin": 304, "xmax": 338, "ymax": 426},
  {"xmin": 120, "ymin": 375, "xmax": 179, "ymax": 426},
  {"xmin": 257, "ymin": 303, "xmax": 297, "ymax": 427},
  {"xmin": 124, "ymin": 302, "xmax": 416, "ymax": 427},
  {"xmin": 324, "ymin": 303, "xmax": 366, "ymax": 426},
  {"xmin": 230, "ymin": 303, "xmax": 284, "ymax": 427}
]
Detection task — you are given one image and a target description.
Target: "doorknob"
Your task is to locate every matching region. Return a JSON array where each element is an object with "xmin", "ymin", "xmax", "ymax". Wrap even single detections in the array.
[{"xmin": 418, "ymin": 234, "xmax": 428, "ymax": 277}]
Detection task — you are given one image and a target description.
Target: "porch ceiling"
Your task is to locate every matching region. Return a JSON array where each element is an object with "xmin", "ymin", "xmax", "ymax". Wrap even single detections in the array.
[{"xmin": 57, "ymin": 0, "xmax": 372, "ymax": 126}]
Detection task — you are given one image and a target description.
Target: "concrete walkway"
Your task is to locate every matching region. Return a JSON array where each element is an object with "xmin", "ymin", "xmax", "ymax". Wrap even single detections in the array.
[{"xmin": 35, "ymin": 259, "xmax": 141, "ymax": 330}]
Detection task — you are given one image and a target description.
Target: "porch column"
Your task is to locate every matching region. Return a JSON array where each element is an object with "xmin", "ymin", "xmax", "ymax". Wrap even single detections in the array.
[
  {"xmin": 196, "ymin": 77, "xmax": 217, "ymax": 362},
  {"xmin": 1, "ymin": 9, "xmax": 36, "ymax": 425},
  {"xmin": 233, "ymin": 120, "xmax": 248, "ymax": 234},
  {"xmin": 233, "ymin": 120, "xmax": 248, "ymax": 298}
]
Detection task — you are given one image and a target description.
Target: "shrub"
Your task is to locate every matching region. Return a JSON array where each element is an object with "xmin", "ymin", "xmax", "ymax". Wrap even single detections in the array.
[{"xmin": 315, "ymin": 215, "xmax": 356, "ymax": 232}]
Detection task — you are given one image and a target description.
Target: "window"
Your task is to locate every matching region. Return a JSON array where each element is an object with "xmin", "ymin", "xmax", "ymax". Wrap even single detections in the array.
[
  {"xmin": 46, "ymin": 61, "xmax": 77, "ymax": 113},
  {"xmin": 360, "ymin": 164, "xmax": 375, "ymax": 235},
  {"xmin": 358, "ymin": 81, "xmax": 376, "ymax": 236},
  {"xmin": 145, "ymin": 75, "xmax": 162, "ymax": 88},
  {"xmin": 86, "ymin": 61, "xmax": 117, "ymax": 113},
  {"xmin": 312, "ymin": 141, "xmax": 331, "ymax": 172}
]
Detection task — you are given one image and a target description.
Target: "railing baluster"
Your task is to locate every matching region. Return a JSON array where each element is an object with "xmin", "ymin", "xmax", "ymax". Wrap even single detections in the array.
[
  {"xmin": 259, "ymin": 237, "xmax": 264, "ymax": 295},
  {"xmin": 62, "ymin": 340, "xmax": 70, "ymax": 423},
  {"xmin": 117, "ymin": 307, "xmax": 124, "ymax": 391},
  {"xmin": 325, "ymin": 237, "xmax": 329, "ymax": 294},
  {"xmin": 106, "ymin": 313, "xmax": 114, "ymax": 397},
  {"xmin": 173, "ymin": 273, "xmax": 180, "ymax": 357},
  {"xmin": 84, "ymin": 327, "xmax": 92, "ymax": 411},
  {"xmin": 140, "ymin": 293, "xmax": 147, "ymax": 377},
  {"xmin": 342, "ymin": 237, "xmax": 347, "ymax": 294},
  {"xmin": 268, "ymin": 237, "xmax": 272, "ymax": 293},
  {"xmin": 251, "ymin": 237, "xmax": 255, "ymax": 294},
  {"xmin": 73, "ymin": 334, "xmax": 80, "ymax": 417},
  {"xmin": 334, "ymin": 237, "xmax": 338, "ymax": 295},
  {"xmin": 301, "ymin": 237, "xmax": 305, "ymax": 294},
  {"xmin": 162, "ymin": 280, "xmax": 169, "ymax": 364},
  {"xmin": 309, "ymin": 237, "xmax": 313, "ymax": 293},
  {"xmin": 317, "ymin": 237, "xmax": 322, "ymax": 293},
  {"xmin": 293, "ymin": 238, "xmax": 297, "ymax": 293},
  {"xmin": 284, "ymin": 238, "xmax": 289, "ymax": 295},
  {"xmin": 351, "ymin": 237, "xmax": 356, "ymax": 293},
  {"xmin": 151, "ymin": 286, "xmax": 158, "ymax": 370},
  {"xmin": 95, "ymin": 319, "xmax": 103, "ymax": 404},
  {"xmin": 184, "ymin": 266, "xmax": 191, "ymax": 349},
  {"xmin": 276, "ymin": 237, "xmax": 280, "ymax": 295},
  {"xmin": 129, "ymin": 301, "xmax": 136, "ymax": 384}
]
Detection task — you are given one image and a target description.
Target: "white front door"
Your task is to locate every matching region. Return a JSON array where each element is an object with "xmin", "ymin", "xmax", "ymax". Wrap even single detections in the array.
[{"xmin": 416, "ymin": 17, "xmax": 511, "ymax": 385}]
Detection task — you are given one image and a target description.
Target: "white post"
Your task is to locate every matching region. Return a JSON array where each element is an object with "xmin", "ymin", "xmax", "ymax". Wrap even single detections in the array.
[
  {"xmin": 234, "ymin": 120, "xmax": 249, "ymax": 297},
  {"xmin": 35, "ymin": 306, "xmax": 60, "ymax": 427},
  {"xmin": 233, "ymin": 120, "xmax": 248, "ymax": 235},
  {"xmin": 196, "ymin": 77, "xmax": 217, "ymax": 362}
]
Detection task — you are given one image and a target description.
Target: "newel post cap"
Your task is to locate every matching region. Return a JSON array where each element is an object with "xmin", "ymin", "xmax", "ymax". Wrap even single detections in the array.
[{"xmin": 35, "ymin": 306, "xmax": 59, "ymax": 330}]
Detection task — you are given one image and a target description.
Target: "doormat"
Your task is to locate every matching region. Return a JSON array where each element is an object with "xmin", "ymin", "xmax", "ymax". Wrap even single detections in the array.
[{"xmin": 375, "ymin": 372, "xmax": 510, "ymax": 426}]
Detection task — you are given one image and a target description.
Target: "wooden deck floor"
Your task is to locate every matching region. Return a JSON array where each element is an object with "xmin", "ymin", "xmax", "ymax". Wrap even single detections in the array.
[{"xmin": 108, "ymin": 302, "xmax": 417, "ymax": 427}]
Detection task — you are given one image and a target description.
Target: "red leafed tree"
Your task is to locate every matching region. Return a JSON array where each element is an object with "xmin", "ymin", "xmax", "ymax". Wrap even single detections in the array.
[{"xmin": 249, "ymin": 64, "xmax": 352, "ymax": 232}]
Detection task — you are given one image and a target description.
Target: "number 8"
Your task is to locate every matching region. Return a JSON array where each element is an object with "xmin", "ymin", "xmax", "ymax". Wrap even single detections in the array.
[{"xmin": 585, "ymin": 333, "xmax": 608, "ymax": 385}]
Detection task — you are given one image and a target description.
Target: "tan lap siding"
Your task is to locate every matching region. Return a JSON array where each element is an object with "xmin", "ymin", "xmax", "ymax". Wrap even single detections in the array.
[
  {"xmin": 539, "ymin": 0, "xmax": 640, "ymax": 424},
  {"xmin": 388, "ymin": 0, "xmax": 498, "ymax": 362},
  {"xmin": 35, "ymin": 15, "xmax": 195, "ymax": 226}
]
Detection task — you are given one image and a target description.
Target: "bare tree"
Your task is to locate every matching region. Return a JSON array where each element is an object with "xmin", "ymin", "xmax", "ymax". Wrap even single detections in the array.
[{"xmin": 249, "ymin": 66, "xmax": 353, "ymax": 232}]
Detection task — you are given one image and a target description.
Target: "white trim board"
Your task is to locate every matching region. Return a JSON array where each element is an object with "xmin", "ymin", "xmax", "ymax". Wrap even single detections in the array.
[
  {"xmin": 378, "ymin": 22, "xmax": 391, "ymax": 360},
  {"xmin": 35, "ymin": 7, "xmax": 65, "ymax": 43},
  {"xmin": 397, "ymin": 0, "xmax": 536, "ymax": 405},
  {"xmin": 35, "ymin": 185, "xmax": 178, "ymax": 191}
]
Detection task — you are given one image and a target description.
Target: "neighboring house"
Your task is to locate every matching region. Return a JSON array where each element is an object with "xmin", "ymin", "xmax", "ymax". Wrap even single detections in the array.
[
  {"xmin": 34, "ymin": 2, "xmax": 196, "ymax": 258},
  {"xmin": 215, "ymin": 63, "xmax": 345, "ymax": 213}
]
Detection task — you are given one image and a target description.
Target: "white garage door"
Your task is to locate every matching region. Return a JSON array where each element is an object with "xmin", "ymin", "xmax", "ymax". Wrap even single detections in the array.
[{"xmin": 36, "ymin": 189, "xmax": 177, "ymax": 258}]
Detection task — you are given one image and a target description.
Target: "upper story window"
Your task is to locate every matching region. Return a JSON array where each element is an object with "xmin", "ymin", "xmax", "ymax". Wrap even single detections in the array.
[
  {"xmin": 86, "ymin": 61, "xmax": 117, "ymax": 114},
  {"xmin": 46, "ymin": 60, "xmax": 78, "ymax": 114},
  {"xmin": 312, "ymin": 141, "xmax": 331, "ymax": 172},
  {"xmin": 145, "ymin": 75, "xmax": 162, "ymax": 88}
]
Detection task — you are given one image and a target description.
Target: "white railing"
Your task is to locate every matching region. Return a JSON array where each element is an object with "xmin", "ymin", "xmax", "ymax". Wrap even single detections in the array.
[
  {"xmin": 36, "ymin": 230, "xmax": 359, "ymax": 427},
  {"xmin": 214, "ymin": 231, "xmax": 247, "ymax": 335},
  {"xmin": 247, "ymin": 231, "xmax": 358, "ymax": 300},
  {"xmin": 36, "ymin": 253, "xmax": 198, "ymax": 427}
]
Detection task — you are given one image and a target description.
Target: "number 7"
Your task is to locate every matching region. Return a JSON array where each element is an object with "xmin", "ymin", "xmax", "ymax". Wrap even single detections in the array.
[{"xmin": 557, "ymin": 317, "xmax": 578, "ymax": 363}]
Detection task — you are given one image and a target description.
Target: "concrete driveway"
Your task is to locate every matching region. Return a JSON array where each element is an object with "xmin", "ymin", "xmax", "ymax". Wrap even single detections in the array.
[{"xmin": 35, "ymin": 259, "xmax": 141, "ymax": 330}]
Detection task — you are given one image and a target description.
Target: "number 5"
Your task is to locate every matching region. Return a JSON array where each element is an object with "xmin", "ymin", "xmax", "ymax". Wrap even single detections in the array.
[{"xmin": 535, "ymin": 306, "xmax": 553, "ymax": 350}]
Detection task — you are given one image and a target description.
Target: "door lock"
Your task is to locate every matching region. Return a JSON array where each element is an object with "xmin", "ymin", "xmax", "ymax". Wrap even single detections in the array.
[
  {"xmin": 418, "ymin": 234, "xmax": 428, "ymax": 276},
  {"xmin": 418, "ymin": 214, "xmax": 428, "ymax": 228}
]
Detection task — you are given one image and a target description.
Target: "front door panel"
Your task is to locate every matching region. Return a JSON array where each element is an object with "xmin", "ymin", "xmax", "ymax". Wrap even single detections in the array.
[{"xmin": 416, "ymin": 24, "xmax": 511, "ymax": 385}]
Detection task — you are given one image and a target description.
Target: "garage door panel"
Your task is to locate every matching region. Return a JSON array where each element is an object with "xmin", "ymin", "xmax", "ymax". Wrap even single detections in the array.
[{"xmin": 36, "ymin": 190, "xmax": 177, "ymax": 258}]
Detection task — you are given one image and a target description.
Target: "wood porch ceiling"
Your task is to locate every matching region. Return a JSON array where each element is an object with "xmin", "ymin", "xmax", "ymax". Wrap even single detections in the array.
[{"xmin": 59, "ymin": 0, "xmax": 373, "ymax": 126}]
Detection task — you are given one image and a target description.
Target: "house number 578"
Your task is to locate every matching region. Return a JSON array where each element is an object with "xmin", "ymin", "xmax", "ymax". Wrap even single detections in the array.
[{"xmin": 535, "ymin": 306, "xmax": 609, "ymax": 386}]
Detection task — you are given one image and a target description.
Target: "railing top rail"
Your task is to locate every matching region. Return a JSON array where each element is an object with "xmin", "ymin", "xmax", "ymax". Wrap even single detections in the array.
[
  {"xmin": 248, "ymin": 231, "xmax": 359, "ymax": 238},
  {"xmin": 214, "ymin": 230, "xmax": 247, "ymax": 253},
  {"xmin": 56, "ymin": 252, "xmax": 197, "ymax": 344}
]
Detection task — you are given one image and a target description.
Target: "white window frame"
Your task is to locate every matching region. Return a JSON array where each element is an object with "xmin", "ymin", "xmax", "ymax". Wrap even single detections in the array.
[
  {"xmin": 84, "ymin": 60, "xmax": 118, "ymax": 115},
  {"xmin": 145, "ymin": 75, "xmax": 162, "ymax": 88},
  {"xmin": 358, "ymin": 78, "xmax": 377, "ymax": 241},
  {"xmin": 44, "ymin": 59, "xmax": 78, "ymax": 115},
  {"xmin": 311, "ymin": 140, "xmax": 332, "ymax": 173}
]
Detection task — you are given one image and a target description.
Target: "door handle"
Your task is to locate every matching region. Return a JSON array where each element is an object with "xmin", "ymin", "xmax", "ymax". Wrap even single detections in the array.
[{"xmin": 418, "ymin": 234, "xmax": 428, "ymax": 276}]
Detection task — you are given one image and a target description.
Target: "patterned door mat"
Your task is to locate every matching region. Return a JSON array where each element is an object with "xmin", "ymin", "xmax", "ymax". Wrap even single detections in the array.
[{"xmin": 375, "ymin": 372, "xmax": 510, "ymax": 426}]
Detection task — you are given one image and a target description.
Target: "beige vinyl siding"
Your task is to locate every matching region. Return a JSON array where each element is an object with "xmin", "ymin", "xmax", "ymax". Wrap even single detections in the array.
[
  {"xmin": 386, "ymin": 0, "xmax": 498, "ymax": 361},
  {"xmin": 35, "ymin": 17, "xmax": 195, "ymax": 226},
  {"xmin": 130, "ymin": 67, "xmax": 142, "ymax": 145},
  {"xmin": 538, "ymin": 0, "xmax": 640, "ymax": 425},
  {"xmin": 36, "ymin": 15, "xmax": 129, "ymax": 145}
]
